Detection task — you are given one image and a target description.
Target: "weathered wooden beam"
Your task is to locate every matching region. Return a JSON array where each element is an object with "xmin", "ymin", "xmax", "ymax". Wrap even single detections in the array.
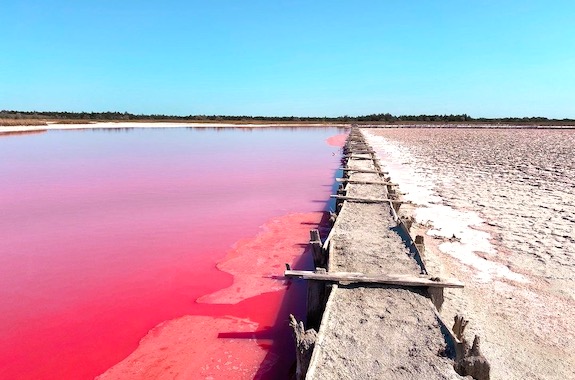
[
  {"xmin": 289, "ymin": 315, "xmax": 317, "ymax": 380},
  {"xmin": 339, "ymin": 168, "xmax": 389, "ymax": 174},
  {"xmin": 415, "ymin": 235, "xmax": 426, "ymax": 255},
  {"xmin": 285, "ymin": 270, "xmax": 464, "ymax": 288},
  {"xmin": 344, "ymin": 145, "xmax": 369, "ymax": 150},
  {"xmin": 429, "ymin": 287, "xmax": 444, "ymax": 311},
  {"xmin": 456, "ymin": 335, "xmax": 491, "ymax": 380},
  {"xmin": 309, "ymin": 229, "xmax": 327, "ymax": 269},
  {"xmin": 343, "ymin": 150, "xmax": 374, "ymax": 154},
  {"xmin": 330, "ymin": 195, "xmax": 410, "ymax": 204},
  {"xmin": 342, "ymin": 154, "xmax": 374, "ymax": 160},
  {"xmin": 335, "ymin": 178, "xmax": 397, "ymax": 186}
]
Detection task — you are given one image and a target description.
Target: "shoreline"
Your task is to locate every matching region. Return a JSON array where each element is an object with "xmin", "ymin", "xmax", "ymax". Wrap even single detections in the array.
[
  {"xmin": 3, "ymin": 121, "xmax": 575, "ymax": 135},
  {"xmin": 0, "ymin": 121, "xmax": 348, "ymax": 134}
]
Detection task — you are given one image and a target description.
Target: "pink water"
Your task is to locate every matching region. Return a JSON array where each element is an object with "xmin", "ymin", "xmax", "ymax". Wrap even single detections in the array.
[{"xmin": 0, "ymin": 127, "xmax": 345, "ymax": 379}]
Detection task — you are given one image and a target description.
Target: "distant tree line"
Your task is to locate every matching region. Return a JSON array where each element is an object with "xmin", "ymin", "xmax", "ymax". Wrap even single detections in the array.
[{"xmin": 1, "ymin": 110, "xmax": 573, "ymax": 125}]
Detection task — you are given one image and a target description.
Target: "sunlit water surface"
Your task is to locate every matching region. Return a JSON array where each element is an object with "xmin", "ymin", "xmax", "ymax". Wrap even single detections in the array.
[{"xmin": 0, "ymin": 127, "xmax": 345, "ymax": 379}]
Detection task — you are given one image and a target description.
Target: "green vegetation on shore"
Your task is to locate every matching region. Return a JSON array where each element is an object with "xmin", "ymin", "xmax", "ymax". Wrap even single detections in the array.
[{"xmin": 1, "ymin": 110, "xmax": 574, "ymax": 126}]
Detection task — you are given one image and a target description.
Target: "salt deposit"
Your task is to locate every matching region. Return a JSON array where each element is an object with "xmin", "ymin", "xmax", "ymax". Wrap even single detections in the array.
[{"xmin": 364, "ymin": 127, "xmax": 575, "ymax": 380}]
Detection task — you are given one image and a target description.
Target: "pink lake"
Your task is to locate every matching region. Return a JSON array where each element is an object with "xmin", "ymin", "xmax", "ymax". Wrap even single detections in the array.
[{"xmin": 0, "ymin": 127, "xmax": 346, "ymax": 379}]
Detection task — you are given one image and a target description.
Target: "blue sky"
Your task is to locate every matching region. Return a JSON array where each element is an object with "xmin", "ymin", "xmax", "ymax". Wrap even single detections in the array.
[{"xmin": 1, "ymin": 1, "xmax": 574, "ymax": 118}]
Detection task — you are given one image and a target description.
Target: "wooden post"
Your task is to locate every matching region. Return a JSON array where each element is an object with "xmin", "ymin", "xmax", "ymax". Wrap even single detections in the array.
[
  {"xmin": 400, "ymin": 216, "xmax": 413, "ymax": 232},
  {"xmin": 429, "ymin": 287, "xmax": 444, "ymax": 311},
  {"xmin": 309, "ymin": 229, "xmax": 326, "ymax": 269},
  {"xmin": 415, "ymin": 235, "xmax": 425, "ymax": 255},
  {"xmin": 452, "ymin": 314, "xmax": 469, "ymax": 361},
  {"xmin": 328, "ymin": 211, "xmax": 337, "ymax": 225},
  {"xmin": 306, "ymin": 268, "xmax": 327, "ymax": 330},
  {"xmin": 452, "ymin": 316, "xmax": 491, "ymax": 380},
  {"xmin": 289, "ymin": 314, "xmax": 317, "ymax": 380},
  {"xmin": 455, "ymin": 335, "xmax": 491, "ymax": 380}
]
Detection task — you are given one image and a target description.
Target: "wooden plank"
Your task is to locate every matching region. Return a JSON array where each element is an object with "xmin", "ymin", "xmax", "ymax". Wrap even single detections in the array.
[
  {"xmin": 343, "ymin": 156, "xmax": 374, "ymax": 161},
  {"xmin": 335, "ymin": 178, "xmax": 397, "ymax": 186},
  {"xmin": 343, "ymin": 150, "xmax": 374, "ymax": 154},
  {"xmin": 284, "ymin": 270, "xmax": 464, "ymax": 288},
  {"xmin": 330, "ymin": 195, "xmax": 409, "ymax": 204},
  {"xmin": 339, "ymin": 168, "xmax": 389, "ymax": 174},
  {"xmin": 344, "ymin": 145, "xmax": 370, "ymax": 150}
]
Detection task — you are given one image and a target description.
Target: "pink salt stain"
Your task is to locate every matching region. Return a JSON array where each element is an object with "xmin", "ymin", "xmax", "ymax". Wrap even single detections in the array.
[
  {"xmin": 198, "ymin": 212, "xmax": 322, "ymax": 304},
  {"xmin": 96, "ymin": 316, "xmax": 268, "ymax": 380},
  {"xmin": 326, "ymin": 132, "xmax": 348, "ymax": 147}
]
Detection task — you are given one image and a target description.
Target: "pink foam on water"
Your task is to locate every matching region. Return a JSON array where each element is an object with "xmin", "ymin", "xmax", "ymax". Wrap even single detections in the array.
[
  {"xmin": 98, "ymin": 211, "xmax": 325, "ymax": 379},
  {"xmin": 198, "ymin": 212, "xmax": 322, "ymax": 304},
  {"xmin": 97, "ymin": 316, "xmax": 268, "ymax": 380},
  {"xmin": 326, "ymin": 132, "xmax": 348, "ymax": 147}
]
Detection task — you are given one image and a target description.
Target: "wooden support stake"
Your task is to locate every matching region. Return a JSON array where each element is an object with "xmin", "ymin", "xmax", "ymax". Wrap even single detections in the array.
[
  {"xmin": 429, "ymin": 287, "xmax": 445, "ymax": 311},
  {"xmin": 452, "ymin": 315, "xmax": 491, "ymax": 380},
  {"xmin": 456, "ymin": 335, "xmax": 491, "ymax": 380},
  {"xmin": 309, "ymin": 229, "xmax": 326, "ymax": 269},
  {"xmin": 400, "ymin": 216, "xmax": 414, "ymax": 232},
  {"xmin": 453, "ymin": 314, "xmax": 468, "ymax": 343},
  {"xmin": 306, "ymin": 268, "xmax": 327, "ymax": 330},
  {"xmin": 285, "ymin": 270, "xmax": 464, "ymax": 288},
  {"xmin": 289, "ymin": 315, "xmax": 317, "ymax": 380},
  {"xmin": 415, "ymin": 235, "xmax": 426, "ymax": 255}
]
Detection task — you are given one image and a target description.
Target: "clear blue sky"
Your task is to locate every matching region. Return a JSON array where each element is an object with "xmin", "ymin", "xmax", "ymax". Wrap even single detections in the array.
[{"xmin": 1, "ymin": 1, "xmax": 574, "ymax": 118}]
